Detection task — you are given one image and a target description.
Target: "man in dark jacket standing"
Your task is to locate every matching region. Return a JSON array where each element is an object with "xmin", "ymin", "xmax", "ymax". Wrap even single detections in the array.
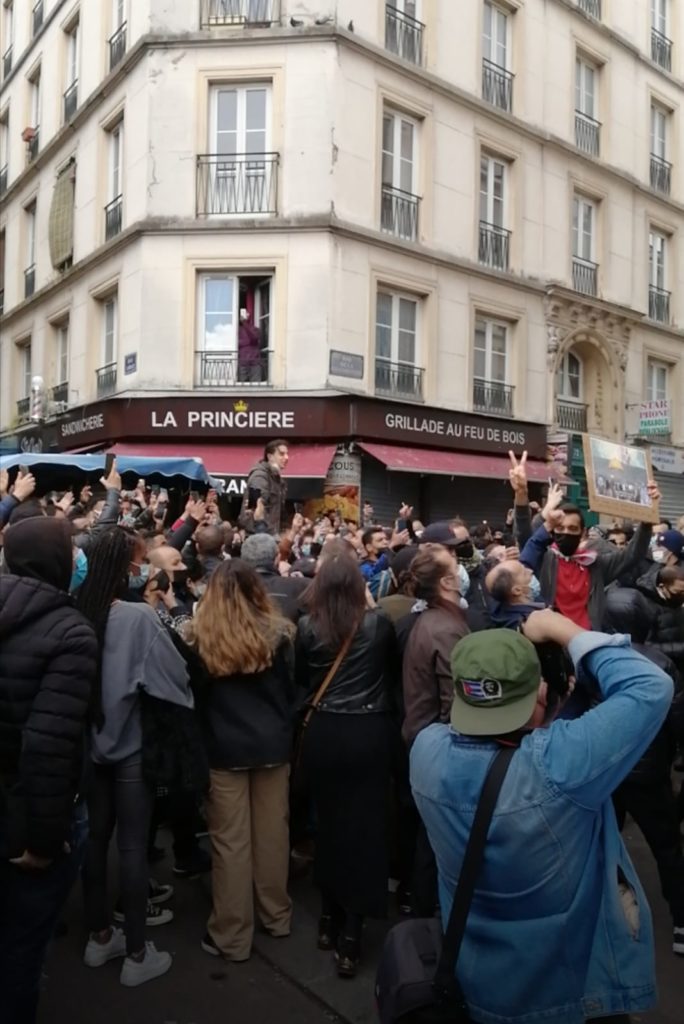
[
  {"xmin": 241, "ymin": 534, "xmax": 307, "ymax": 623},
  {"xmin": 239, "ymin": 439, "xmax": 289, "ymax": 536},
  {"xmin": 0, "ymin": 517, "xmax": 98, "ymax": 1024}
]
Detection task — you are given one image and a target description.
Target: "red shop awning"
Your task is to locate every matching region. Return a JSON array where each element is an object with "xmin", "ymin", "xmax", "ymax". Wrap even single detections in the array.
[
  {"xmin": 108, "ymin": 442, "xmax": 336, "ymax": 479},
  {"xmin": 358, "ymin": 442, "xmax": 551, "ymax": 481}
]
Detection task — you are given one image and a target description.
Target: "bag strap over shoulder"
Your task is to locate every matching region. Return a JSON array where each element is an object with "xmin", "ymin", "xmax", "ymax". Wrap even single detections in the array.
[
  {"xmin": 308, "ymin": 622, "xmax": 358, "ymax": 713},
  {"xmin": 433, "ymin": 745, "xmax": 516, "ymax": 999}
]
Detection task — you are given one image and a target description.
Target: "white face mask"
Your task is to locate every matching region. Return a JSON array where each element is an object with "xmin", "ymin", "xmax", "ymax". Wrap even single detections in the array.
[
  {"xmin": 457, "ymin": 563, "xmax": 471, "ymax": 598},
  {"xmin": 652, "ymin": 548, "xmax": 667, "ymax": 563}
]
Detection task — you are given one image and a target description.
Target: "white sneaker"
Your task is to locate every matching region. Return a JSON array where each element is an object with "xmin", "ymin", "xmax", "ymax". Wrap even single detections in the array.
[
  {"xmin": 113, "ymin": 900, "xmax": 174, "ymax": 927},
  {"xmin": 120, "ymin": 942, "xmax": 172, "ymax": 987},
  {"xmin": 84, "ymin": 927, "xmax": 127, "ymax": 968},
  {"xmin": 674, "ymin": 926, "xmax": 684, "ymax": 955}
]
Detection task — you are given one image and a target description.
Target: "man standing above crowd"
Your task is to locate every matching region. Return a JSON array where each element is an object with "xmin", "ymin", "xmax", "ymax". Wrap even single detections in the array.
[{"xmin": 239, "ymin": 439, "xmax": 289, "ymax": 536}]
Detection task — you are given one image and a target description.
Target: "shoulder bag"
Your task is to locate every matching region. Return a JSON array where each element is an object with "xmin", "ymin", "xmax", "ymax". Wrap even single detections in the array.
[{"xmin": 374, "ymin": 745, "xmax": 516, "ymax": 1023}]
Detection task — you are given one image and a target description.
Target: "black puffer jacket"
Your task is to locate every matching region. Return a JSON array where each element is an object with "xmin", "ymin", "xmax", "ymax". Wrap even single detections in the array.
[
  {"xmin": 0, "ymin": 576, "xmax": 97, "ymax": 858},
  {"xmin": 296, "ymin": 610, "xmax": 397, "ymax": 713},
  {"xmin": 635, "ymin": 566, "xmax": 684, "ymax": 672}
]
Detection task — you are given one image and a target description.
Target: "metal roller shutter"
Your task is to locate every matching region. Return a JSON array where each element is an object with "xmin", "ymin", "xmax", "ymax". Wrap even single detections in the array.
[
  {"xmin": 361, "ymin": 455, "xmax": 421, "ymax": 526},
  {"xmin": 423, "ymin": 477, "xmax": 544, "ymax": 529},
  {"xmin": 653, "ymin": 471, "xmax": 684, "ymax": 525}
]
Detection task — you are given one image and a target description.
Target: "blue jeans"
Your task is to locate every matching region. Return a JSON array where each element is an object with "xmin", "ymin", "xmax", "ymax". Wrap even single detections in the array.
[{"xmin": 0, "ymin": 801, "xmax": 88, "ymax": 1024}]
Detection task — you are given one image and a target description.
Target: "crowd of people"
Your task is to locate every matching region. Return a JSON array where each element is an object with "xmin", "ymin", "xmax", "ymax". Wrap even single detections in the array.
[{"xmin": 0, "ymin": 440, "xmax": 682, "ymax": 1024}]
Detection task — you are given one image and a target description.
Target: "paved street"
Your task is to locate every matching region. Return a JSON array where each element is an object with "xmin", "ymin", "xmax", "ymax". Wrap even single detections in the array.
[{"xmin": 37, "ymin": 811, "xmax": 682, "ymax": 1024}]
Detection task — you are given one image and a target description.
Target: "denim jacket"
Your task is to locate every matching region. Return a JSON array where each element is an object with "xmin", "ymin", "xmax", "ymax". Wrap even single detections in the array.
[{"xmin": 410, "ymin": 633, "xmax": 673, "ymax": 1024}]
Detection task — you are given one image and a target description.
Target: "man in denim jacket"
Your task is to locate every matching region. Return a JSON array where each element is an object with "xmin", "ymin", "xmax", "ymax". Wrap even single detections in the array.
[{"xmin": 411, "ymin": 610, "xmax": 673, "ymax": 1024}]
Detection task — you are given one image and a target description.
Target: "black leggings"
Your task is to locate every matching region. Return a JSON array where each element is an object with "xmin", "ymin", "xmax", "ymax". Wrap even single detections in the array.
[{"xmin": 82, "ymin": 757, "xmax": 152, "ymax": 955}]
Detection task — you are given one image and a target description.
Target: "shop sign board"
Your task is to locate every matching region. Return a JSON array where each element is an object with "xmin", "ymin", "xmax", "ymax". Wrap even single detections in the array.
[
  {"xmin": 651, "ymin": 445, "xmax": 684, "ymax": 475},
  {"xmin": 639, "ymin": 400, "xmax": 671, "ymax": 436}
]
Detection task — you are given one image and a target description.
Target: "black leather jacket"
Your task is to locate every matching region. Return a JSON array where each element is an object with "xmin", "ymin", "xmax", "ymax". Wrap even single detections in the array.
[{"xmin": 295, "ymin": 610, "xmax": 397, "ymax": 714}]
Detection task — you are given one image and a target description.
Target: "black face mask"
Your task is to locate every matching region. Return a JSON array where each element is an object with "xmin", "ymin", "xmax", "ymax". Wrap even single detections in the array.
[
  {"xmin": 664, "ymin": 592, "xmax": 684, "ymax": 608},
  {"xmin": 553, "ymin": 532, "xmax": 582, "ymax": 558},
  {"xmin": 173, "ymin": 569, "xmax": 190, "ymax": 588},
  {"xmin": 454, "ymin": 541, "xmax": 474, "ymax": 560}
]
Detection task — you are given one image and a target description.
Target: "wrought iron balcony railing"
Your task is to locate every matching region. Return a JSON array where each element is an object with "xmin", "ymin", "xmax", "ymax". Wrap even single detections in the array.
[
  {"xmin": 572, "ymin": 256, "xmax": 598, "ymax": 296},
  {"xmin": 649, "ymin": 284, "xmax": 670, "ymax": 324},
  {"xmin": 650, "ymin": 153, "xmax": 671, "ymax": 195},
  {"xmin": 0, "ymin": 289, "xmax": 4, "ymax": 315},
  {"xmin": 482, "ymin": 59, "xmax": 513, "ymax": 113},
  {"xmin": 51, "ymin": 382, "xmax": 69, "ymax": 406},
  {"xmin": 380, "ymin": 185, "xmax": 420, "ymax": 241},
  {"xmin": 575, "ymin": 110, "xmax": 601, "ymax": 156},
  {"xmin": 651, "ymin": 28, "xmax": 672, "ymax": 71},
  {"xmin": 96, "ymin": 362, "xmax": 117, "ymax": 398},
  {"xmin": 27, "ymin": 127, "xmax": 40, "ymax": 163},
  {"xmin": 577, "ymin": 0, "xmax": 601, "ymax": 19},
  {"xmin": 385, "ymin": 4, "xmax": 424, "ymax": 66},
  {"xmin": 195, "ymin": 350, "xmax": 271, "ymax": 386},
  {"xmin": 479, "ymin": 221, "xmax": 511, "ymax": 271},
  {"xmin": 375, "ymin": 359, "xmax": 424, "ymax": 401},
  {"xmin": 2, "ymin": 45, "xmax": 12, "ymax": 79},
  {"xmin": 473, "ymin": 379, "xmax": 514, "ymax": 416},
  {"xmin": 105, "ymin": 195, "xmax": 123, "ymax": 240},
  {"xmin": 32, "ymin": 0, "xmax": 44, "ymax": 36},
  {"xmin": 63, "ymin": 80, "xmax": 78, "ymax": 122},
  {"xmin": 200, "ymin": 0, "xmax": 278, "ymax": 26},
  {"xmin": 109, "ymin": 22, "xmax": 127, "ymax": 71},
  {"xmin": 556, "ymin": 399, "xmax": 588, "ymax": 433},
  {"xmin": 24, "ymin": 264, "xmax": 36, "ymax": 299},
  {"xmin": 17, "ymin": 397, "xmax": 31, "ymax": 423},
  {"xmin": 197, "ymin": 153, "xmax": 278, "ymax": 215},
  {"xmin": 0, "ymin": 164, "xmax": 7, "ymax": 196}
]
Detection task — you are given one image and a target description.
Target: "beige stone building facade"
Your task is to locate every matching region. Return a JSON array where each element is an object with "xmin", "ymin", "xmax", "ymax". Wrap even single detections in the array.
[{"xmin": 1, "ymin": 0, "xmax": 684, "ymax": 517}]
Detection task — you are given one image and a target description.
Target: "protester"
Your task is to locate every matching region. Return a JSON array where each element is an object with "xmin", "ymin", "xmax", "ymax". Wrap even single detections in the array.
[
  {"xmin": 651, "ymin": 529, "xmax": 684, "ymax": 568},
  {"xmin": 411, "ymin": 609, "xmax": 673, "ymax": 1022},
  {"xmin": 194, "ymin": 525, "xmax": 226, "ymax": 579},
  {"xmin": 0, "ymin": 517, "xmax": 98, "ymax": 1024},
  {"xmin": 240, "ymin": 533, "xmax": 308, "ymax": 623},
  {"xmin": 191, "ymin": 560, "xmax": 295, "ymax": 962},
  {"xmin": 77, "ymin": 529, "xmax": 193, "ymax": 987},
  {"xmin": 296, "ymin": 549, "xmax": 396, "ymax": 977},
  {"xmin": 359, "ymin": 523, "xmax": 408, "ymax": 599},
  {"xmin": 239, "ymin": 439, "xmax": 289, "ymax": 535},
  {"xmin": 486, "ymin": 558, "xmax": 543, "ymax": 628}
]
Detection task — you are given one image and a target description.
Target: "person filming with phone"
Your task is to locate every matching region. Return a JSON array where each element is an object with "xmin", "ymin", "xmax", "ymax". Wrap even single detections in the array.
[{"xmin": 239, "ymin": 440, "xmax": 289, "ymax": 537}]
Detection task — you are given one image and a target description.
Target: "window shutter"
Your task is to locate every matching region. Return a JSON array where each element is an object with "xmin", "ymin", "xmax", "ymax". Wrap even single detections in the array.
[{"xmin": 48, "ymin": 162, "xmax": 76, "ymax": 270}]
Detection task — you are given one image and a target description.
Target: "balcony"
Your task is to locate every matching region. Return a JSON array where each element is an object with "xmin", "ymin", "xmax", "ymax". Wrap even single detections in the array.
[
  {"xmin": 650, "ymin": 153, "xmax": 671, "ymax": 195},
  {"xmin": 473, "ymin": 380, "xmax": 514, "ymax": 417},
  {"xmin": 649, "ymin": 285, "xmax": 671, "ymax": 324},
  {"xmin": 63, "ymin": 80, "xmax": 78, "ymax": 122},
  {"xmin": 2, "ymin": 45, "xmax": 13, "ymax": 79},
  {"xmin": 195, "ymin": 350, "xmax": 271, "ymax": 387},
  {"xmin": 482, "ymin": 59, "xmax": 513, "ymax": 113},
  {"xmin": 25, "ymin": 127, "xmax": 40, "ymax": 163},
  {"xmin": 51, "ymin": 382, "xmax": 69, "ymax": 407},
  {"xmin": 556, "ymin": 400, "xmax": 588, "ymax": 433},
  {"xmin": 96, "ymin": 363, "xmax": 117, "ymax": 398},
  {"xmin": 380, "ymin": 185, "xmax": 420, "ymax": 242},
  {"xmin": 385, "ymin": 4, "xmax": 424, "ymax": 66},
  {"xmin": 0, "ymin": 164, "xmax": 7, "ymax": 196},
  {"xmin": 32, "ymin": 0, "xmax": 44, "ymax": 36},
  {"xmin": 572, "ymin": 256, "xmax": 598, "ymax": 297},
  {"xmin": 577, "ymin": 0, "xmax": 601, "ymax": 18},
  {"xmin": 479, "ymin": 221, "xmax": 510, "ymax": 271},
  {"xmin": 105, "ymin": 195, "xmax": 123, "ymax": 240},
  {"xmin": 109, "ymin": 22, "xmax": 127, "ymax": 71},
  {"xmin": 200, "ymin": 0, "xmax": 278, "ymax": 26},
  {"xmin": 575, "ymin": 111, "xmax": 600, "ymax": 157},
  {"xmin": 375, "ymin": 359, "xmax": 424, "ymax": 401},
  {"xmin": 651, "ymin": 28, "xmax": 672, "ymax": 71},
  {"xmin": 17, "ymin": 397, "xmax": 31, "ymax": 424},
  {"xmin": 24, "ymin": 265, "xmax": 36, "ymax": 299},
  {"xmin": 197, "ymin": 153, "xmax": 278, "ymax": 215}
]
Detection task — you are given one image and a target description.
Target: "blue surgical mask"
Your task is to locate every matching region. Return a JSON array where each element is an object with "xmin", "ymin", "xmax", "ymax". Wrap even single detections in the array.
[
  {"xmin": 128, "ymin": 563, "xmax": 151, "ymax": 590},
  {"xmin": 528, "ymin": 574, "xmax": 542, "ymax": 602},
  {"xmin": 301, "ymin": 543, "xmax": 312, "ymax": 558},
  {"xmin": 457, "ymin": 562, "xmax": 470, "ymax": 598},
  {"xmin": 70, "ymin": 548, "xmax": 88, "ymax": 594}
]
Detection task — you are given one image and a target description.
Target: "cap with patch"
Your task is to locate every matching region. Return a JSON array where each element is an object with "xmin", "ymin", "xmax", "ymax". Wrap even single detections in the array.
[
  {"xmin": 656, "ymin": 530, "xmax": 684, "ymax": 560},
  {"xmin": 450, "ymin": 630, "xmax": 541, "ymax": 736}
]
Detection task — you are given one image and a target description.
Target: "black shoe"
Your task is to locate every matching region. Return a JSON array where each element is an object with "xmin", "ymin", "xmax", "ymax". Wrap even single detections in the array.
[
  {"xmin": 334, "ymin": 936, "xmax": 360, "ymax": 978},
  {"xmin": 173, "ymin": 848, "xmax": 211, "ymax": 878},
  {"xmin": 317, "ymin": 915, "xmax": 337, "ymax": 952}
]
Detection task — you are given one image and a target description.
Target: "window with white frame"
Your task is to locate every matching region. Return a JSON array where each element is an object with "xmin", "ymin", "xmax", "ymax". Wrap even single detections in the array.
[
  {"xmin": 211, "ymin": 84, "xmax": 269, "ymax": 157},
  {"xmin": 204, "ymin": 84, "xmax": 273, "ymax": 215},
  {"xmin": 113, "ymin": 0, "xmax": 126, "ymax": 30},
  {"xmin": 646, "ymin": 358, "xmax": 668, "ymax": 402},
  {"xmin": 0, "ymin": 108, "xmax": 8, "ymax": 173},
  {"xmin": 651, "ymin": 104, "xmax": 667, "ymax": 160},
  {"xmin": 66, "ymin": 21, "xmax": 79, "ymax": 88},
  {"xmin": 557, "ymin": 350, "xmax": 583, "ymax": 401},
  {"xmin": 483, "ymin": 1, "xmax": 508, "ymax": 69},
  {"xmin": 102, "ymin": 297, "xmax": 117, "ymax": 366},
  {"xmin": 197, "ymin": 272, "xmax": 272, "ymax": 353},
  {"xmin": 382, "ymin": 110, "xmax": 417, "ymax": 195},
  {"xmin": 29, "ymin": 69, "xmax": 41, "ymax": 130},
  {"xmin": 575, "ymin": 57, "xmax": 597, "ymax": 119},
  {"xmin": 3, "ymin": 3, "xmax": 13, "ymax": 64},
  {"xmin": 56, "ymin": 322, "xmax": 69, "ymax": 385},
  {"xmin": 474, "ymin": 317, "xmax": 508, "ymax": 384},
  {"xmin": 19, "ymin": 342, "xmax": 32, "ymax": 397},
  {"xmin": 652, "ymin": 0, "xmax": 667, "ymax": 35},
  {"xmin": 108, "ymin": 122, "xmax": 123, "ymax": 203},
  {"xmin": 480, "ymin": 154, "xmax": 506, "ymax": 228},
  {"xmin": 572, "ymin": 195, "xmax": 595, "ymax": 262},
  {"xmin": 25, "ymin": 202, "xmax": 36, "ymax": 269},
  {"xmin": 376, "ymin": 290, "xmax": 418, "ymax": 367},
  {"xmin": 649, "ymin": 230, "xmax": 667, "ymax": 290}
]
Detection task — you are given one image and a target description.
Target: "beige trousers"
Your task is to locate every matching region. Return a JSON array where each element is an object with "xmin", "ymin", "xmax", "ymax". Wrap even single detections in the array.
[{"xmin": 206, "ymin": 764, "xmax": 292, "ymax": 960}]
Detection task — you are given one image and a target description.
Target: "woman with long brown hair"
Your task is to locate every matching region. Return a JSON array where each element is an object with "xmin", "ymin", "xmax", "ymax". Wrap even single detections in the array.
[
  {"xmin": 190, "ymin": 559, "xmax": 295, "ymax": 962},
  {"xmin": 296, "ymin": 547, "xmax": 397, "ymax": 977}
]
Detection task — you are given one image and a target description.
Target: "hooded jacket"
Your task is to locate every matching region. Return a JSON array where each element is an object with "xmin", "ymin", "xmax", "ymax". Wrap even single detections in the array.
[
  {"xmin": 0, "ymin": 517, "xmax": 97, "ymax": 859},
  {"xmin": 634, "ymin": 565, "xmax": 684, "ymax": 672}
]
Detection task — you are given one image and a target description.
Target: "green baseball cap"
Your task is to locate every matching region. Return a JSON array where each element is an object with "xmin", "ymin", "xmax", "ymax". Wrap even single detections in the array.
[{"xmin": 450, "ymin": 630, "xmax": 541, "ymax": 736}]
